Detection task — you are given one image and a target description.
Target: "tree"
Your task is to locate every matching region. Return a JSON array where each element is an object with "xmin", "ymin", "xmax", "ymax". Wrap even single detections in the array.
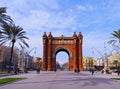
[
  {"xmin": 0, "ymin": 7, "xmax": 12, "ymax": 26},
  {"xmin": 113, "ymin": 60, "xmax": 119, "ymax": 68},
  {"xmin": 108, "ymin": 29, "xmax": 120, "ymax": 53},
  {"xmin": 62, "ymin": 62, "xmax": 69, "ymax": 70},
  {"xmin": 0, "ymin": 23, "xmax": 29, "ymax": 72},
  {"xmin": 56, "ymin": 61, "xmax": 61, "ymax": 70},
  {"xmin": 34, "ymin": 57, "xmax": 42, "ymax": 73}
]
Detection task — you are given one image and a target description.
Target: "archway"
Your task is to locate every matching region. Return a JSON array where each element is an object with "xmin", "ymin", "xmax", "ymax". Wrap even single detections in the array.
[
  {"xmin": 42, "ymin": 32, "xmax": 83, "ymax": 71},
  {"xmin": 55, "ymin": 49, "xmax": 70, "ymax": 71},
  {"xmin": 56, "ymin": 51, "xmax": 69, "ymax": 71}
]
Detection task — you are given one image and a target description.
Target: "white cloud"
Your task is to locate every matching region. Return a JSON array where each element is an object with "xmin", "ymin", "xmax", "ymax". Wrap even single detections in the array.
[
  {"xmin": 27, "ymin": 35, "xmax": 43, "ymax": 57},
  {"xmin": 83, "ymin": 31, "xmax": 111, "ymax": 59},
  {"xmin": 56, "ymin": 52, "xmax": 69, "ymax": 64},
  {"xmin": 77, "ymin": 5, "xmax": 87, "ymax": 11},
  {"xmin": 1, "ymin": 1, "xmax": 76, "ymax": 32},
  {"xmin": 38, "ymin": 0, "xmax": 59, "ymax": 9},
  {"xmin": 20, "ymin": 10, "xmax": 51, "ymax": 30},
  {"xmin": 46, "ymin": 12, "xmax": 75, "ymax": 29}
]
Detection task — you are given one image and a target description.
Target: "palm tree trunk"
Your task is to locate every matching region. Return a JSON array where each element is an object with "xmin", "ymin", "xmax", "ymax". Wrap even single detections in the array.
[{"xmin": 8, "ymin": 42, "xmax": 15, "ymax": 73}]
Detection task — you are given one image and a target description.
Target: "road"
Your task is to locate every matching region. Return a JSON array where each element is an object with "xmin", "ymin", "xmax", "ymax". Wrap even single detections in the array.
[{"xmin": 0, "ymin": 71, "xmax": 120, "ymax": 89}]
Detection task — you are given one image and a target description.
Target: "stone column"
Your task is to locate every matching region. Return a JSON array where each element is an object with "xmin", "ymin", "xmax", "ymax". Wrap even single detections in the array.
[
  {"xmin": 76, "ymin": 39, "xmax": 79, "ymax": 70},
  {"xmin": 47, "ymin": 32, "xmax": 53, "ymax": 71},
  {"xmin": 69, "ymin": 57, "xmax": 74, "ymax": 71},
  {"xmin": 78, "ymin": 32, "xmax": 83, "ymax": 71},
  {"xmin": 73, "ymin": 32, "xmax": 78, "ymax": 71},
  {"xmin": 42, "ymin": 32, "xmax": 48, "ymax": 71},
  {"xmin": 52, "ymin": 57, "xmax": 56, "ymax": 71}
]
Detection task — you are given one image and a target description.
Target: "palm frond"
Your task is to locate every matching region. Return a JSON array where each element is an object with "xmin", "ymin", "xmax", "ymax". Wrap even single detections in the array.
[
  {"xmin": 0, "ymin": 23, "xmax": 29, "ymax": 49},
  {"xmin": 18, "ymin": 42, "xmax": 24, "ymax": 50},
  {"xmin": 0, "ymin": 14, "xmax": 13, "ymax": 22},
  {"xmin": 17, "ymin": 31, "xmax": 26, "ymax": 36},
  {"xmin": 107, "ymin": 40, "xmax": 117, "ymax": 45},
  {"xmin": 108, "ymin": 29, "xmax": 120, "ymax": 46},
  {"xmin": 20, "ymin": 39, "xmax": 29, "ymax": 48},
  {"xmin": 0, "ymin": 7, "xmax": 6, "ymax": 13},
  {"xmin": 0, "ymin": 7, "xmax": 13, "ymax": 24},
  {"xmin": 17, "ymin": 36, "xmax": 29, "ymax": 40},
  {"xmin": 112, "ymin": 30, "xmax": 120, "ymax": 39},
  {"xmin": 0, "ymin": 41, "xmax": 6, "ymax": 46}
]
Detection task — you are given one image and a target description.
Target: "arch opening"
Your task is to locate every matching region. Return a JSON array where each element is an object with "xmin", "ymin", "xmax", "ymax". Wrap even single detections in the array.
[{"xmin": 56, "ymin": 50, "xmax": 69, "ymax": 71}]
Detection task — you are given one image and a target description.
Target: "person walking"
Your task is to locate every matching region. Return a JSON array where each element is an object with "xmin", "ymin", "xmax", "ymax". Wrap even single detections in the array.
[
  {"xmin": 117, "ymin": 69, "xmax": 120, "ymax": 76},
  {"xmin": 91, "ymin": 69, "xmax": 94, "ymax": 75}
]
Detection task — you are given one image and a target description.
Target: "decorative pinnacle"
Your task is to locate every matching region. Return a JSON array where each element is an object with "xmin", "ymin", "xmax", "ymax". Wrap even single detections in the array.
[
  {"xmin": 48, "ymin": 32, "xmax": 52, "ymax": 38},
  {"xmin": 43, "ymin": 32, "xmax": 47, "ymax": 38},
  {"xmin": 73, "ymin": 32, "xmax": 77, "ymax": 38},
  {"xmin": 78, "ymin": 32, "xmax": 83, "ymax": 39}
]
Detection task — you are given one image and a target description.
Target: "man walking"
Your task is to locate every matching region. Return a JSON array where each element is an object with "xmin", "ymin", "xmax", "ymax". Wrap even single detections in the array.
[{"xmin": 91, "ymin": 69, "xmax": 94, "ymax": 75}]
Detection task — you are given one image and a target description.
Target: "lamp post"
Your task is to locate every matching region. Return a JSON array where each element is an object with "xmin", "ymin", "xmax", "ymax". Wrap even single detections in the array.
[
  {"xmin": 118, "ymin": 60, "xmax": 120, "ymax": 71},
  {"xmin": 89, "ymin": 59, "xmax": 90, "ymax": 70},
  {"xmin": 0, "ymin": 48, "xmax": 3, "ymax": 72},
  {"xmin": 104, "ymin": 42, "xmax": 111, "ymax": 73},
  {"xmin": 35, "ymin": 58, "xmax": 41, "ymax": 74},
  {"xmin": 24, "ymin": 55, "xmax": 27, "ymax": 73},
  {"xmin": 91, "ymin": 47, "xmax": 105, "ymax": 68},
  {"xmin": 86, "ymin": 58, "xmax": 87, "ymax": 70}
]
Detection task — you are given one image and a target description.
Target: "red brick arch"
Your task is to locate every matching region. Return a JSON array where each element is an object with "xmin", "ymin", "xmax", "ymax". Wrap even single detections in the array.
[{"xmin": 42, "ymin": 32, "xmax": 83, "ymax": 71}]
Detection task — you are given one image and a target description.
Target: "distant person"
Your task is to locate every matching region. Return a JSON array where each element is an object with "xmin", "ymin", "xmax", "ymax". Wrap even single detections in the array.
[
  {"xmin": 91, "ymin": 69, "xmax": 94, "ymax": 75},
  {"xmin": 101, "ymin": 69, "xmax": 104, "ymax": 74},
  {"xmin": 117, "ymin": 69, "xmax": 120, "ymax": 76},
  {"xmin": 89, "ymin": 68, "xmax": 92, "ymax": 73},
  {"xmin": 36, "ymin": 68, "xmax": 40, "ymax": 74},
  {"xmin": 74, "ymin": 69, "xmax": 77, "ymax": 73},
  {"xmin": 78, "ymin": 69, "xmax": 80, "ymax": 73},
  {"xmin": 55, "ymin": 69, "xmax": 57, "ymax": 72}
]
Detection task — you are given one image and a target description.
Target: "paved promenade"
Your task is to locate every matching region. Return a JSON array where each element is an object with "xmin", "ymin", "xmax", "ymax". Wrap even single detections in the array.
[{"xmin": 0, "ymin": 71, "xmax": 120, "ymax": 89}]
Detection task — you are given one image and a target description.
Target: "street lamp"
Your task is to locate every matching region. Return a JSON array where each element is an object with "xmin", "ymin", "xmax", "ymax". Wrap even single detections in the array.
[
  {"xmin": 86, "ymin": 58, "xmax": 87, "ymax": 70},
  {"xmin": 91, "ymin": 47, "xmax": 105, "ymax": 67}
]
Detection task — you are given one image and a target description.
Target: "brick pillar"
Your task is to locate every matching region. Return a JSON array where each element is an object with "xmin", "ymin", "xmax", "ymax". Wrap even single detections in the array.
[
  {"xmin": 76, "ymin": 39, "xmax": 79, "ymax": 71},
  {"xmin": 47, "ymin": 32, "xmax": 52, "ymax": 71},
  {"xmin": 42, "ymin": 32, "xmax": 48, "ymax": 71},
  {"xmin": 78, "ymin": 32, "xmax": 83, "ymax": 71},
  {"xmin": 69, "ymin": 57, "xmax": 74, "ymax": 71},
  {"xmin": 52, "ymin": 57, "xmax": 56, "ymax": 71},
  {"xmin": 73, "ymin": 32, "xmax": 78, "ymax": 70}
]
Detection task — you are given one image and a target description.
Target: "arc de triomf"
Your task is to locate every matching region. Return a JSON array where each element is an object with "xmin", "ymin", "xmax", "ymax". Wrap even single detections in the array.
[{"xmin": 42, "ymin": 32, "xmax": 83, "ymax": 71}]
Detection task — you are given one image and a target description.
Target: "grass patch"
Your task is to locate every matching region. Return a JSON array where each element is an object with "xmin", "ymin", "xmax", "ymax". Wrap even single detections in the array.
[
  {"xmin": 0, "ymin": 78, "xmax": 25, "ymax": 85},
  {"xmin": 111, "ymin": 78, "xmax": 120, "ymax": 80},
  {"xmin": 0, "ymin": 72, "xmax": 7, "ymax": 74}
]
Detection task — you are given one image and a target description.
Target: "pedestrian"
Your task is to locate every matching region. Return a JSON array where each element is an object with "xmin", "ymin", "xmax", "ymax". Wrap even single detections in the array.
[
  {"xmin": 55, "ymin": 69, "xmax": 57, "ymax": 72},
  {"xmin": 78, "ymin": 69, "xmax": 80, "ymax": 73},
  {"xmin": 117, "ymin": 69, "xmax": 120, "ymax": 76},
  {"xmin": 91, "ymin": 69, "xmax": 94, "ymax": 75},
  {"xmin": 36, "ymin": 68, "xmax": 40, "ymax": 74},
  {"xmin": 101, "ymin": 69, "xmax": 104, "ymax": 74},
  {"xmin": 74, "ymin": 69, "xmax": 77, "ymax": 73},
  {"xmin": 89, "ymin": 68, "xmax": 92, "ymax": 73}
]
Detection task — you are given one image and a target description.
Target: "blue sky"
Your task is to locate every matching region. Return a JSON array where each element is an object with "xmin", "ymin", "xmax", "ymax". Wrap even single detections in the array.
[{"xmin": 0, "ymin": 0, "xmax": 120, "ymax": 64}]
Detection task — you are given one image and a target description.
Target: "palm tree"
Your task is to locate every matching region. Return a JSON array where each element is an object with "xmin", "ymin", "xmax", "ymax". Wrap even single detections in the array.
[
  {"xmin": 0, "ymin": 23, "xmax": 29, "ymax": 72},
  {"xmin": 108, "ymin": 29, "xmax": 120, "ymax": 53},
  {"xmin": 0, "ymin": 7, "xmax": 12, "ymax": 26}
]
